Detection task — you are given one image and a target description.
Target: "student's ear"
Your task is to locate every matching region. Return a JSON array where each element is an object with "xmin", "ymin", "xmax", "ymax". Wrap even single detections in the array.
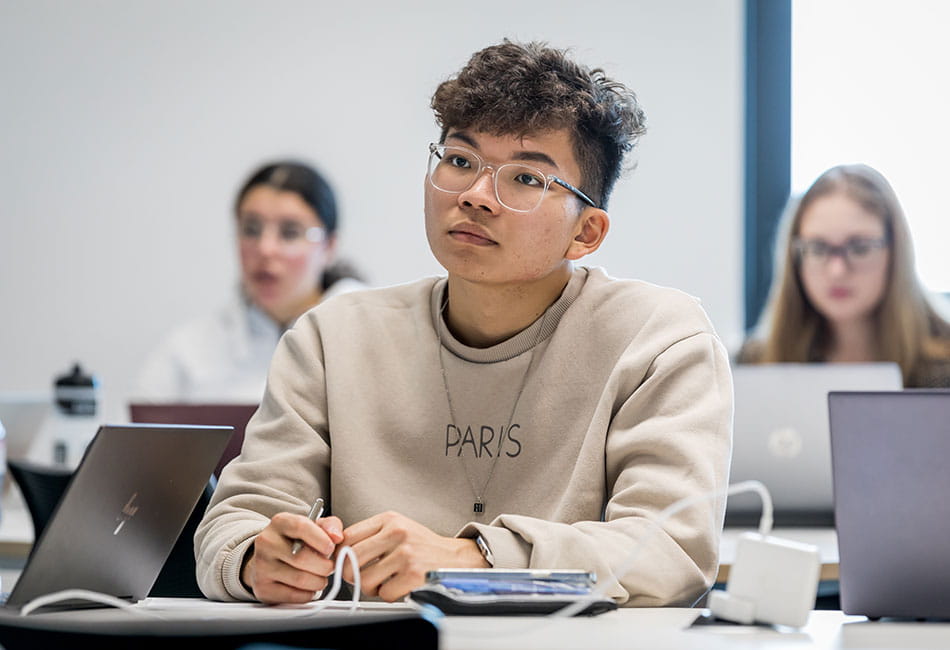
[{"xmin": 565, "ymin": 208, "xmax": 609, "ymax": 261}]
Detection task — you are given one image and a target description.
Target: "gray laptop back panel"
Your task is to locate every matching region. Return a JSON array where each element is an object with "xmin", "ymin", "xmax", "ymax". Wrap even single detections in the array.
[
  {"xmin": 727, "ymin": 363, "xmax": 902, "ymax": 525},
  {"xmin": 830, "ymin": 390, "xmax": 950, "ymax": 619},
  {"xmin": 5, "ymin": 423, "xmax": 231, "ymax": 610}
]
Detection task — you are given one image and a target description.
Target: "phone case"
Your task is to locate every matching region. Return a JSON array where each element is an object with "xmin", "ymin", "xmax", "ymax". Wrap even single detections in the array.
[{"xmin": 409, "ymin": 583, "xmax": 617, "ymax": 617}]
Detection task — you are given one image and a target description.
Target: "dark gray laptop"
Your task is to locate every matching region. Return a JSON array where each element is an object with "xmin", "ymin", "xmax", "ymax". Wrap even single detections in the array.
[
  {"xmin": 4, "ymin": 423, "xmax": 231, "ymax": 610},
  {"xmin": 829, "ymin": 390, "xmax": 950, "ymax": 619},
  {"xmin": 727, "ymin": 363, "xmax": 902, "ymax": 526}
]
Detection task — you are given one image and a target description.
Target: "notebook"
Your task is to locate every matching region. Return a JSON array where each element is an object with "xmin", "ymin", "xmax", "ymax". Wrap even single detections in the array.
[
  {"xmin": 3, "ymin": 423, "xmax": 231, "ymax": 611},
  {"xmin": 128, "ymin": 403, "xmax": 257, "ymax": 478},
  {"xmin": 829, "ymin": 390, "xmax": 950, "ymax": 619},
  {"xmin": 726, "ymin": 363, "xmax": 902, "ymax": 526}
]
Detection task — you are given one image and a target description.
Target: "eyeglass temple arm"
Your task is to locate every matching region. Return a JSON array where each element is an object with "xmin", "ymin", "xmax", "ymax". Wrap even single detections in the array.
[{"xmin": 551, "ymin": 176, "xmax": 598, "ymax": 209}]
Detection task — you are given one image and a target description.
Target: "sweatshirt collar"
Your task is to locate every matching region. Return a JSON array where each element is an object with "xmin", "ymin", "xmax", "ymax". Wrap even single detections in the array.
[{"xmin": 431, "ymin": 267, "xmax": 588, "ymax": 363}]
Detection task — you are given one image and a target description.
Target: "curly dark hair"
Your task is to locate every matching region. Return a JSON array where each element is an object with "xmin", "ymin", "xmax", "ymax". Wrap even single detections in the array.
[{"xmin": 431, "ymin": 40, "xmax": 646, "ymax": 210}]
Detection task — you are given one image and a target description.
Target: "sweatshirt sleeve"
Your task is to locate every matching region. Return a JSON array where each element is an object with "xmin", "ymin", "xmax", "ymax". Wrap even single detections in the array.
[
  {"xmin": 459, "ymin": 330, "xmax": 733, "ymax": 607},
  {"xmin": 194, "ymin": 317, "xmax": 332, "ymax": 601}
]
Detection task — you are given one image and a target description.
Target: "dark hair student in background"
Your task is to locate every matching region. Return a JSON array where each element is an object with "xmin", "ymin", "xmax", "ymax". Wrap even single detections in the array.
[{"xmin": 134, "ymin": 161, "xmax": 365, "ymax": 403}]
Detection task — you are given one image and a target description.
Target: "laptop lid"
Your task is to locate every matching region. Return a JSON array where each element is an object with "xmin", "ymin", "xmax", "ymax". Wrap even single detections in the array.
[
  {"xmin": 830, "ymin": 390, "xmax": 950, "ymax": 619},
  {"xmin": 128, "ymin": 403, "xmax": 257, "ymax": 478},
  {"xmin": 4, "ymin": 423, "xmax": 231, "ymax": 610},
  {"xmin": 727, "ymin": 363, "xmax": 902, "ymax": 526}
]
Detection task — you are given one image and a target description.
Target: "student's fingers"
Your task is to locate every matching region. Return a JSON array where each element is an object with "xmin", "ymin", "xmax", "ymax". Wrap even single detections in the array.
[
  {"xmin": 354, "ymin": 550, "xmax": 404, "ymax": 598},
  {"xmin": 340, "ymin": 513, "xmax": 386, "ymax": 546},
  {"xmin": 253, "ymin": 581, "xmax": 321, "ymax": 605},
  {"xmin": 377, "ymin": 566, "xmax": 425, "ymax": 603},
  {"xmin": 317, "ymin": 516, "xmax": 344, "ymax": 543},
  {"xmin": 249, "ymin": 558, "xmax": 330, "ymax": 604},
  {"xmin": 339, "ymin": 513, "xmax": 411, "ymax": 582},
  {"xmin": 271, "ymin": 511, "xmax": 336, "ymax": 556}
]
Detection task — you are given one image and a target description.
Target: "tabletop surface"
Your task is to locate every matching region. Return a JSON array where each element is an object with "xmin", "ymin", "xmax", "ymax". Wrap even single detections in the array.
[{"xmin": 2, "ymin": 601, "xmax": 947, "ymax": 650}]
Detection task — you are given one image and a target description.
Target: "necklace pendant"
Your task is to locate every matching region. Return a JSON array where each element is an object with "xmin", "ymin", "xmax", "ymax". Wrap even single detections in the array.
[{"xmin": 473, "ymin": 501, "xmax": 484, "ymax": 514}]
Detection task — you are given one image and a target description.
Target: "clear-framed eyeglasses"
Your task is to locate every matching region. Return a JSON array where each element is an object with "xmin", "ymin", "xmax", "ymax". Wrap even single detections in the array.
[
  {"xmin": 794, "ymin": 236, "xmax": 889, "ymax": 271},
  {"xmin": 427, "ymin": 143, "xmax": 598, "ymax": 213},
  {"xmin": 238, "ymin": 216, "xmax": 326, "ymax": 252}
]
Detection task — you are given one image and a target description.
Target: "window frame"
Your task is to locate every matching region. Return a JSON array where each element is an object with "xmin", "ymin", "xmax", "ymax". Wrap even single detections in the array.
[{"xmin": 744, "ymin": 0, "xmax": 791, "ymax": 331}]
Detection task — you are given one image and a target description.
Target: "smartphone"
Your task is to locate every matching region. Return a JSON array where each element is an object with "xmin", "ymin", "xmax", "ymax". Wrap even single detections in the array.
[
  {"xmin": 411, "ymin": 568, "xmax": 617, "ymax": 616},
  {"xmin": 425, "ymin": 568, "xmax": 596, "ymax": 588}
]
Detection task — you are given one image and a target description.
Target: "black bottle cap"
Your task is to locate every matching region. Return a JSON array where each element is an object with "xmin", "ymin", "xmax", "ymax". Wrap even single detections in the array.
[{"xmin": 54, "ymin": 363, "xmax": 98, "ymax": 415}]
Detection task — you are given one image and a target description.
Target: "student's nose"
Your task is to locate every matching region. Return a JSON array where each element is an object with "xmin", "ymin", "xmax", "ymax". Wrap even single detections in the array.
[
  {"xmin": 256, "ymin": 227, "xmax": 283, "ymax": 256},
  {"xmin": 458, "ymin": 168, "xmax": 501, "ymax": 213},
  {"xmin": 826, "ymin": 252, "xmax": 850, "ymax": 276}
]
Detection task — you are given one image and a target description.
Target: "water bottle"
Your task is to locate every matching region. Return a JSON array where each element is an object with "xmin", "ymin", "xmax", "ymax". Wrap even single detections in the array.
[{"xmin": 49, "ymin": 363, "xmax": 99, "ymax": 467}]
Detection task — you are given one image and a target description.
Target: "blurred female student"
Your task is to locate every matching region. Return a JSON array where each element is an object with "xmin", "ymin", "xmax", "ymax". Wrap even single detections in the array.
[
  {"xmin": 134, "ymin": 161, "xmax": 364, "ymax": 402},
  {"xmin": 739, "ymin": 163, "xmax": 950, "ymax": 387}
]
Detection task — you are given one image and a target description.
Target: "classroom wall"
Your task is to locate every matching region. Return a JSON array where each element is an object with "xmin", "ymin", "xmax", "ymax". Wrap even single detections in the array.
[{"xmin": 0, "ymin": 0, "xmax": 744, "ymax": 419}]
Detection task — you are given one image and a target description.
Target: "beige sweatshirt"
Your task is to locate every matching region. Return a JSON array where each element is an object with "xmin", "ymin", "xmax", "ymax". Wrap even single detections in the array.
[{"xmin": 195, "ymin": 266, "xmax": 733, "ymax": 606}]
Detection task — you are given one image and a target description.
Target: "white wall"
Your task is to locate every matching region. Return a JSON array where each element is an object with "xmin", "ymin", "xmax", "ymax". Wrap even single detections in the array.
[{"xmin": 0, "ymin": 0, "xmax": 744, "ymax": 419}]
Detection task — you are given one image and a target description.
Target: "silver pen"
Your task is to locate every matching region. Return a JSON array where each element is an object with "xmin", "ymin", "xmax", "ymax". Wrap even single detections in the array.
[{"xmin": 290, "ymin": 496, "xmax": 325, "ymax": 555}]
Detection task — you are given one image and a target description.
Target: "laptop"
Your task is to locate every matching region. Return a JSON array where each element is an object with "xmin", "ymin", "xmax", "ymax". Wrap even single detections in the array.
[
  {"xmin": 726, "ymin": 363, "xmax": 902, "ymax": 526},
  {"xmin": 830, "ymin": 390, "xmax": 950, "ymax": 619},
  {"xmin": 3, "ymin": 423, "xmax": 231, "ymax": 611},
  {"xmin": 128, "ymin": 403, "xmax": 257, "ymax": 478}
]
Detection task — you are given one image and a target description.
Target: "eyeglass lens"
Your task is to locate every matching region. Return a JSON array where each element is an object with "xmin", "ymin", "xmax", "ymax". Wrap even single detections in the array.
[
  {"xmin": 797, "ymin": 238, "xmax": 887, "ymax": 269},
  {"xmin": 428, "ymin": 145, "xmax": 550, "ymax": 212},
  {"xmin": 239, "ymin": 217, "xmax": 325, "ymax": 248}
]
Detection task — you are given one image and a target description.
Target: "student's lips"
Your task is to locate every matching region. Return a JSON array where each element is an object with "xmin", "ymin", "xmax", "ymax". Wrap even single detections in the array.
[
  {"xmin": 448, "ymin": 225, "xmax": 497, "ymax": 245},
  {"xmin": 829, "ymin": 287, "xmax": 852, "ymax": 299},
  {"xmin": 252, "ymin": 271, "xmax": 280, "ymax": 287}
]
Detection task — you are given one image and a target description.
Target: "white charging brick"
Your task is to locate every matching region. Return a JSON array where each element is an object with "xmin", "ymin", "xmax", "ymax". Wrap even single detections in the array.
[{"xmin": 711, "ymin": 532, "xmax": 821, "ymax": 628}]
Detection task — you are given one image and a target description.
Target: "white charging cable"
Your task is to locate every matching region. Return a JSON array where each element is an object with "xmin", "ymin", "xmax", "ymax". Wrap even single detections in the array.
[{"xmin": 20, "ymin": 544, "xmax": 363, "ymax": 617}]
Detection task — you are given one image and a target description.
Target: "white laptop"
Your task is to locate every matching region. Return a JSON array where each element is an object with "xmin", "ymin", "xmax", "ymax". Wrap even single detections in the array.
[
  {"xmin": 830, "ymin": 390, "xmax": 950, "ymax": 619},
  {"xmin": 726, "ymin": 363, "xmax": 902, "ymax": 526}
]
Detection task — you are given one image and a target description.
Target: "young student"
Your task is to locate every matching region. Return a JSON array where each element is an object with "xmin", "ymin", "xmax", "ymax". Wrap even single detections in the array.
[
  {"xmin": 739, "ymin": 164, "xmax": 950, "ymax": 387},
  {"xmin": 134, "ymin": 161, "xmax": 364, "ymax": 403},
  {"xmin": 195, "ymin": 40, "xmax": 733, "ymax": 607}
]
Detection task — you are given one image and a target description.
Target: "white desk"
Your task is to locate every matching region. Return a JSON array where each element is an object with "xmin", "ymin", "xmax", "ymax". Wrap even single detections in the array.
[
  {"xmin": 4, "ymin": 602, "xmax": 948, "ymax": 650},
  {"xmin": 439, "ymin": 608, "xmax": 950, "ymax": 649}
]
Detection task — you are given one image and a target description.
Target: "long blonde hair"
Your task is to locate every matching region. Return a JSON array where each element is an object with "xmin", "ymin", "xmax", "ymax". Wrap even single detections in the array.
[{"xmin": 753, "ymin": 164, "xmax": 950, "ymax": 383}]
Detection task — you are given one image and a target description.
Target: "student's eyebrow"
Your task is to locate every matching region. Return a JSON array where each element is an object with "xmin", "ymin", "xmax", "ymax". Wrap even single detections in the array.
[
  {"xmin": 445, "ymin": 131, "xmax": 561, "ymax": 171},
  {"xmin": 446, "ymin": 131, "xmax": 479, "ymax": 149},
  {"xmin": 511, "ymin": 151, "xmax": 559, "ymax": 169}
]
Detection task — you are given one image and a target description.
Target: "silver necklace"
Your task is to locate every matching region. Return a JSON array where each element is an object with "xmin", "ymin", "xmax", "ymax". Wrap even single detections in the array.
[{"xmin": 436, "ymin": 289, "xmax": 548, "ymax": 515}]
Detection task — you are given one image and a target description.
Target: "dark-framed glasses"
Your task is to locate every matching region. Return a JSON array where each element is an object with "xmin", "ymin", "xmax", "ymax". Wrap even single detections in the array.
[
  {"xmin": 427, "ymin": 143, "xmax": 598, "ymax": 213},
  {"xmin": 794, "ymin": 236, "xmax": 889, "ymax": 271}
]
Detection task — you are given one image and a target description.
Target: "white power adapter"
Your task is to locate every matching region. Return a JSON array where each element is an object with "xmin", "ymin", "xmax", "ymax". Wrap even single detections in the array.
[{"xmin": 709, "ymin": 532, "xmax": 821, "ymax": 628}]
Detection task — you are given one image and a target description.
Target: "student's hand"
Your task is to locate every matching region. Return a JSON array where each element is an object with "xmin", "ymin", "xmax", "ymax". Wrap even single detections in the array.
[
  {"xmin": 241, "ymin": 512, "xmax": 344, "ymax": 604},
  {"xmin": 340, "ymin": 511, "xmax": 488, "ymax": 602}
]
